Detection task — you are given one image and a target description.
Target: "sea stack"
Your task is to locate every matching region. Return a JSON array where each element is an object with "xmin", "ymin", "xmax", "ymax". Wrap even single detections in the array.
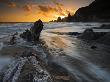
[
  {"xmin": 31, "ymin": 19, "xmax": 43, "ymax": 41},
  {"xmin": 20, "ymin": 19, "xmax": 43, "ymax": 41}
]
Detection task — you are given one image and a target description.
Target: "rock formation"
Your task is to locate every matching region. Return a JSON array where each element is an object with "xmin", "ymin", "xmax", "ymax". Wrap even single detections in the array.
[
  {"xmin": 10, "ymin": 32, "xmax": 18, "ymax": 45},
  {"xmin": 73, "ymin": 0, "xmax": 110, "ymax": 22},
  {"xmin": 78, "ymin": 29, "xmax": 96, "ymax": 40},
  {"xmin": 2, "ymin": 54, "xmax": 52, "ymax": 82},
  {"xmin": 56, "ymin": 17, "xmax": 62, "ymax": 22},
  {"xmin": 78, "ymin": 28, "xmax": 110, "ymax": 46},
  {"xmin": 97, "ymin": 32, "xmax": 110, "ymax": 45},
  {"xmin": 78, "ymin": 28, "xmax": 107, "ymax": 41},
  {"xmin": 20, "ymin": 19, "xmax": 43, "ymax": 41},
  {"xmin": 54, "ymin": 0, "xmax": 110, "ymax": 22}
]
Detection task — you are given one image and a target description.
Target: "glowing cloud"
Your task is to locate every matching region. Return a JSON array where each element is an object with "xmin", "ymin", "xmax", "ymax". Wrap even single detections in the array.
[
  {"xmin": 0, "ymin": 0, "xmax": 94, "ymax": 22},
  {"xmin": 38, "ymin": 5, "xmax": 57, "ymax": 12},
  {"xmin": 23, "ymin": 5, "xmax": 32, "ymax": 11},
  {"xmin": 8, "ymin": 2, "xmax": 16, "ymax": 8}
]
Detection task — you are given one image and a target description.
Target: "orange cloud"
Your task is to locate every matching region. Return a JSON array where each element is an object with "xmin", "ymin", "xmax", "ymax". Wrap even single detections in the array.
[
  {"xmin": 52, "ymin": 0, "xmax": 63, "ymax": 7},
  {"xmin": 37, "ymin": 4, "xmax": 73, "ymax": 21},
  {"xmin": 38, "ymin": 5, "xmax": 57, "ymax": 12},
  {"xmin": 51, "ymin": 0, "xmax": 69, "ymax": 16},
  {"xmin": 23, "ymin": 5, "xmax": 32, "ymax": 11},
  {"xmin": 0, "ymin": 0, "xmax": 75, "ymax": 22},
  {"xmin": 8, "ymin": 2, "xmax": 16, "ymax": 8}
]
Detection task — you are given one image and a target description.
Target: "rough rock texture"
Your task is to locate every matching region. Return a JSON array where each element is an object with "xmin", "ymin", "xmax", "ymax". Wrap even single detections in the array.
[
  {"xmin": 20, "ymin": 19, "xmax": 43, "ymax": 41},
  {"xmin": 73, "ymin": 0, "xmax": 110, "ymax": 22},
  {"xmin": 78, "ymin": 28, "xmax": 110, "ymax": 45},
  {"xmin": 54, "ymin": 0, "xmax": 110, "ymax": 22},
  {"xmin": 78, "ymin": 29, "xmax": 96, "ymax": 40},
  {"xmin": 2, "ymin": 54, "xmax": 52, "ymax": 82},
  {"xmin": 97, "ymin": 32, "xmax": 110, "ymax": 45},
  {"xmin": 78, "ymin": 29, "xmax": 106, "ymax": 41}
]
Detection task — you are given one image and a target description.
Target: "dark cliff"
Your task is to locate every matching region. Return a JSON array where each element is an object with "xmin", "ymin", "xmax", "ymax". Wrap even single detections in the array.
[
  {"xmin": 73, "ymin": 0, "xmax": 110, "ymax": 22},
  {"xmin": 54, "ymin": 0, "xmax": 110, "ymax": 22}
]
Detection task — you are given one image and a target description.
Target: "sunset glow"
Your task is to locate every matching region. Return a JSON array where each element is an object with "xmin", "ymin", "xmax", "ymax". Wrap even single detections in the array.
[{"xmin": 0, "ymin": 0, "xmax": 94, "ymax": 22}]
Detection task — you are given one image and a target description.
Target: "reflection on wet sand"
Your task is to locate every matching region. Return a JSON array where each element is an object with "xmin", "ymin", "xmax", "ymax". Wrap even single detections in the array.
[
  {"xmin": 51, "ymin": 37, "xmax": 67, "ymax": 48},
  {"xmin": 41, "ymin": 28, "xmax": 110, "ymax": 82}
]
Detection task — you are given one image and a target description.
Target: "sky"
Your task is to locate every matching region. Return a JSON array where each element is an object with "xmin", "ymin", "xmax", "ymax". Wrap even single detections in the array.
[{"xmin": 0, "ymin": 0, "xmax": 94, "ymax": 22}]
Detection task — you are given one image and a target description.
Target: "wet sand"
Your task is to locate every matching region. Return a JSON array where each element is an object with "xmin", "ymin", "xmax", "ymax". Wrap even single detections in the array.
[{"xmin": 40, "ymin": 31, "xmax": 110, "ymax": 82}]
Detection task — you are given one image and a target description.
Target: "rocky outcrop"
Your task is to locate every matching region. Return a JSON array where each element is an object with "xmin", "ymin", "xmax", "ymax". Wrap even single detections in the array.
[
  {"xmin": 2, "ymin": 54, "xmax": 52, "ymax": 82},
  {"xmin": 97, "ymin": 32, "xmax": 110, "ymax": 45},
  {"xmin": 20, "ymin": 19, "xmax": 43, "ymax": 41},
  {"xmin": 78, "ymin": 28, "xmax": 110, "ymax": 45},
  {"xmin": 78, "ymin": 29, "xmax": 96, "ymax": 40},
  {"xmin": 78, "ymin": 28, "xmax": 106, "ymax": 41},
  {"xmin": 54, "ymin": 0, "xmax": 110, "ymax": 22},
  {"xmin": 9, "ymin": 32, "xmax": 18, "ymax": 45},
  {"xmin": 73, "ymin": 0, "xmax": 110, "ymax": 22}
]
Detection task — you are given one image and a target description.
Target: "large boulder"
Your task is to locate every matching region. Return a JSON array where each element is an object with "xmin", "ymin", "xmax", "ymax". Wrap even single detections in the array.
[
  {"xmin": 20, "ymin": 29, "xmax": 32, "ymax": 41},
  {"xmin": 78, "ymin": 29, "xmax": 107, "ymax": 41},
  {"xmin": 78, "ymin": 29, "xmax": 96, "ymax": 40},
  {"xmin": 31, "ymin": 19, "xmax": 43, "ymax": 35},
  {"xmin": 20, "ymin": 19, "xmax": 43, "ymax": 41},
  {"xmin": 10, "ymin": 35, "xmax": 16, "ymax": 45}
]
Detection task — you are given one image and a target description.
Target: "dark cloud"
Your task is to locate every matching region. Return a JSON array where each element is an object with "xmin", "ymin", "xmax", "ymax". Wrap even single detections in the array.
[
  {"xmin": 8, "ymin": 2, "xmax": 16, "ymax": 8},
  {"xmin": 0, "ymin": 0, "xmax": 17, "ymax": 8},
  {"xmin": 38, "ymin": 5, "xmax": 57, "ymax": 12},
  {"xmin": 51, "ymin": 0, "xmax": 69, "ymax": 16},
  {"xmin": 38, "ymin": 4, "xmax": 70, "ymax": 17},
  {"xmin": 0, "ymin": 0, "xmax": 9, "ymax": 3},
  {"xmin": 0, "ymin": 0, "xmax": 95, "ymax": 22},
  {"xmin": 52, "ymin": 0, "xmax": 63, "ymax": 7},
  {"xmin": 23, "ymin": 5, "xmax": 32, "ymax": 11}
]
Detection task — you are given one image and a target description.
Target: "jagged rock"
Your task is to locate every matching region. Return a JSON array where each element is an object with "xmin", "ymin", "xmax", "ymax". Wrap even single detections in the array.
[
  {"xmin": 20, "ymin": 29, "xmax": 32, "ymax": 41},
  {"xmin": 53, "ymin": 0, "xmax": 110, "ymax": 22},
  {"xmin": 73, "ymin": 0, "xmax": 110, "ymax": 22},
  {"xmin": 20, "ymin": 19, "xmax": 43, "ymax": 41},
  {"xmin": 97, "ymin": 32, "xmax": 110, "ymax": 45},
  {"xmin": 31, "ymin": 19, "xmax": 43, "ymax": 35},
  {"xmin": 56, "ymin": 17, "xmax": 62, "ymax": 22},
  {"xmin": 78, "ymin": 29, "xmax": 110, "ymax": 45},
  {"xmin": 78, "ymin": 28, "xmax": 107, "ymax": 41},
  {"xmin": 10, "ymin": 35, "xmax": 16, "ymax": 45},
  {"xmin": 2, "ymin": 55, "xmax": 52, "ymax": 82},
  {"xmin": 78, "ymin": 29, "xmax": 96, "ymax": 40}
]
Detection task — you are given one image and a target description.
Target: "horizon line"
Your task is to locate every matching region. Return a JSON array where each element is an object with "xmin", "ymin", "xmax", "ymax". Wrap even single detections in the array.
[{"xmin": 0, "ymin": 22, "xmax": 50, "ymax": 23}]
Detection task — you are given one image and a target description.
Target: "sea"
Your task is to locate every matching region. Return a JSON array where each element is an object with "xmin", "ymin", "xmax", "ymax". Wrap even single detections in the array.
[{"xmin": 0, "ymin": 22, "xmax": 110, "ymax": 82}]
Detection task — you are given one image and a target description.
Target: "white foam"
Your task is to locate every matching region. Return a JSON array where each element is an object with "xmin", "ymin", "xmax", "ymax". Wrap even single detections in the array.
[
  {"xmin": 3, "ymin": 56, "xmax": 51, "ymax": 82},
  {"xmin": 12, "ymin": 57, "xmax": 28, "ymax": 82}
]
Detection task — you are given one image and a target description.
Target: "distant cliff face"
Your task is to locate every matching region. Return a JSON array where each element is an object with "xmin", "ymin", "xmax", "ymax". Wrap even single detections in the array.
[
  {"xmin": 52, "ymin": 0, "xmax": 110, "ymax": 22},
  {"xmin": 73, "ymin": 0, "xmax": 110, "ymax": 22}
]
